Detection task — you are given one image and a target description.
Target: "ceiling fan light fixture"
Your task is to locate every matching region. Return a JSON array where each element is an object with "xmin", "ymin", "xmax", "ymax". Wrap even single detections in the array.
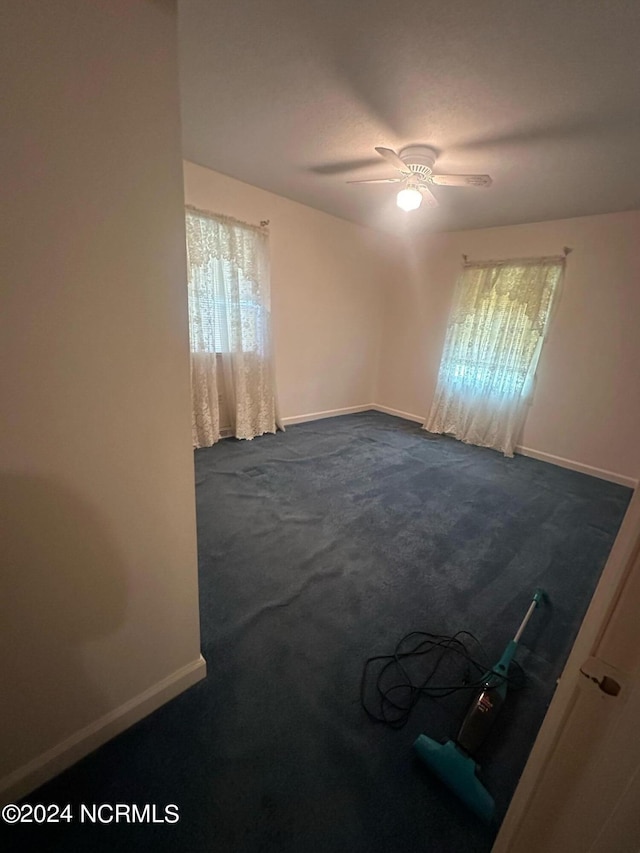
[{"xmin": 396, "ymin": 186, "xmax": 422, "ymax": 211}]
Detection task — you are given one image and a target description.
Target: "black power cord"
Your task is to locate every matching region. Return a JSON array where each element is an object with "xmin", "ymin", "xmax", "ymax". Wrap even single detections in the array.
[{"xmin": 361, "ymin": 629, "xmax": 525, "ymax": 729}]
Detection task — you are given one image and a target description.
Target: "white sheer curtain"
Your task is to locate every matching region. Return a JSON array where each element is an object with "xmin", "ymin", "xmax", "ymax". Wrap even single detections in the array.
[
  {"xmin": 186, "ymin": 206, "xmax": 279, "ymax": 448},
  {"xmin": 425, "ymin": 255, "xmax": 565, "ymax": 457}
]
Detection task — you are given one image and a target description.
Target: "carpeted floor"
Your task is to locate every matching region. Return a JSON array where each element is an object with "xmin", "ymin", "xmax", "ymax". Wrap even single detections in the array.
[{"xmin": 10, "ymin": 412, "xmax": 632, "ymax": 852}]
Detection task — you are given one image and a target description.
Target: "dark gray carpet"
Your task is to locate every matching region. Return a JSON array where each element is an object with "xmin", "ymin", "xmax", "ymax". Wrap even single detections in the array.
[{"xmin": 10, "ymin": 411, "xmax": 631, "ymax": 852}]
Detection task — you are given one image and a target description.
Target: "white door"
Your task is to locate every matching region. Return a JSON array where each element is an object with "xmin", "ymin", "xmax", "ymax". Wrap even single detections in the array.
[{"xmin": 493, "ymin": 485, "xmax": 640, "ymax": 853}]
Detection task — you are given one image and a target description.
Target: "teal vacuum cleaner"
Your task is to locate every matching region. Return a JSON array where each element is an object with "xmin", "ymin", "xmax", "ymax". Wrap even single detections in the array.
[{"xmin": 414, "ymin": 589, "xmax": 545, "ymax": 823}]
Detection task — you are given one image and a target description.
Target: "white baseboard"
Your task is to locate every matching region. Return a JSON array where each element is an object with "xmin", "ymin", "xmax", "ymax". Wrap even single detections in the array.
[
  {"xmin": 282, "ymin": 404, "xmax": 427, "ymax": 427},
  {"xmin": 281, "ymin": 404, "xmax": 372, "ymax": 426},
  {"xmin": 371, "ymin": 404, "xmax": 424, "ymax": 424},
  {"xmin": 0, "ymin": 654, "xmax": 207, "ymax": 806},
  {"xmin": 515, "ymin": 445, "xmax": 637, "ymax": 489},
  {"xmin": 277, "ymin": 404, "xmax": 637, "ymax": 489}
]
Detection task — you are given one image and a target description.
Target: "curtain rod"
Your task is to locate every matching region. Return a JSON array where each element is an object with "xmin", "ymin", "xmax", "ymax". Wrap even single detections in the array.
[
  {"xmin": 185, "ymin": 204, "xmax": 269, "ymax": 232},
  {"xmin": 461, "ymin": 247, "xmax": 572, "ymax": 266}
]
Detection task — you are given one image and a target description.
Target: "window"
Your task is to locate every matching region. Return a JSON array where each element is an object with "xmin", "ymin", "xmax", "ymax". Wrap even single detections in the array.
[
  {"xmin": 185, "ymin": 206, "xmax": 277, "ymax": 447},
  {"xmin": 188, "ymin": 260, "xmax": 266, "ymax": 355},
  {"xmin": 425, "ymin": 255, "xmax": 565, "ymax": 456}
]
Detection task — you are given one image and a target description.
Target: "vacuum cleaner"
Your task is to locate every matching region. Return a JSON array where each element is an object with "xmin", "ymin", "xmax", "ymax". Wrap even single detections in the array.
[{"xmin": 414, "ymin": 589, "xmax": 544, "ymax": 823}]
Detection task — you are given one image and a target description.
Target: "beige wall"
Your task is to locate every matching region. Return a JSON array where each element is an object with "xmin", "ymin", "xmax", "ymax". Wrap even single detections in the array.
[
  {"xmin": 183, "ymin": 161, "xmax": 396, "ymax": 421},
  {"xmin": 2, "ymin": 0, "xmax": 635, "ymax": 810},
  {"xmin": 376, "ymin": 211, "xmax": 640, "ymax": 483},
  {"xmin": 0, "ymin": 0, "xmax": 203, "ymax": 798},
  {"xmin": 183, "ymin": 163, "xmax": 640, "ymax": 483}
]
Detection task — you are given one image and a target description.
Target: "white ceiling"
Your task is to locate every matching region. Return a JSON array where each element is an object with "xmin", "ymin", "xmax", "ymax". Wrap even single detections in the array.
[{"xmin": 178, "ymin": 0, "xmax": 640, "ymax": 234}]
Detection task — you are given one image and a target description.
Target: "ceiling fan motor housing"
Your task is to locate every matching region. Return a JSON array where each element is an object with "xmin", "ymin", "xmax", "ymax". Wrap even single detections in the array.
[{"xmin": 399, "ymin": 145, "xmax": 438, "ymax": 184}]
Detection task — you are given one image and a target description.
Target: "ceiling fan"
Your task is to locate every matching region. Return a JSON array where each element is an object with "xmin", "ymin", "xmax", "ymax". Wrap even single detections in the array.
[{"xmin": 348, "ymin": 146, "xmax": 492, "ymax": 211}]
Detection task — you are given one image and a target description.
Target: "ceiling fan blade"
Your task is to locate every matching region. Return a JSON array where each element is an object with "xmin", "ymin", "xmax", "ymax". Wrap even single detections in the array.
[
  {"xmin": 375, "ymin": 146, "xmax": 412, "ymax": 174},
  {"xmin": 431, "ymin": 174, "xmax": 492, "ymax": 187},
  {"xmin": 420, "ymin": 186, "xmax": 439, "ymax": 207},
  {"xmin": 346, "ymin": 177, "xmax": 402, "ymax": 184}
]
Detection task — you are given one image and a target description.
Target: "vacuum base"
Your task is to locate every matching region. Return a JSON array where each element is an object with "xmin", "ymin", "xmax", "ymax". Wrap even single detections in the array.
[{"xmin": 414, "ymin": 735, "xmax": 495, "ymax": 824}]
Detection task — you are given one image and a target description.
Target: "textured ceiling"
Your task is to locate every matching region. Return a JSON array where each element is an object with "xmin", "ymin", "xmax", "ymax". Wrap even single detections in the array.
[{"xmin": 178, "ymin": 0, "xmax": 640, "ymax": 234}]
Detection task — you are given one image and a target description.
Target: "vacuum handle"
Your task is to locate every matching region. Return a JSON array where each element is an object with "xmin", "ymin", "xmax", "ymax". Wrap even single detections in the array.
[
  {"xmin": 457, "ymin": 590, "xmax": 545, "ymax": 758},
  {"xmin": 513, "ymin": 588, "xmax": 544, "ymax": 644}
]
